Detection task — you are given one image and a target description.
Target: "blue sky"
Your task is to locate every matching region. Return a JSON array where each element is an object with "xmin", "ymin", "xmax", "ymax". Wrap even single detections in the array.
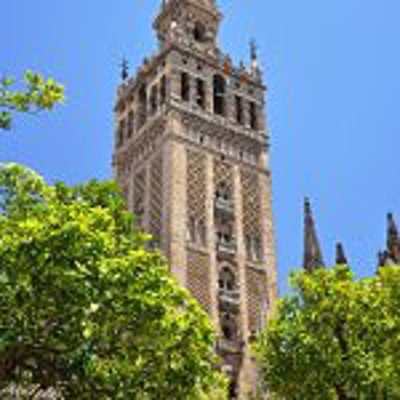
[{"xmin": 2, "ymin": 0, "xmax": 400, "ymax": 294}]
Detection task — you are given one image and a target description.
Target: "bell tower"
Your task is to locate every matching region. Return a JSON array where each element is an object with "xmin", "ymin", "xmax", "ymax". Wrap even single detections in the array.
[{"xmin": 113, "ymin": 1, "xmax": 277, "ymax": 397}]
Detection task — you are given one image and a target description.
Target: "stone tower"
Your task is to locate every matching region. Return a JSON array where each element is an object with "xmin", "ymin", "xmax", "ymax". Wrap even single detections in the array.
[{"xmin": 112, "ymin": 1, "xmax": 277, "ymax": 397}]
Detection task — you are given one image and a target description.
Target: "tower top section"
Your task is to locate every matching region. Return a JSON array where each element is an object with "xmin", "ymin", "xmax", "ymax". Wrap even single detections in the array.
[{"xmin": 154, "ymin": 0, "xmax": 222, "ymax": 57}]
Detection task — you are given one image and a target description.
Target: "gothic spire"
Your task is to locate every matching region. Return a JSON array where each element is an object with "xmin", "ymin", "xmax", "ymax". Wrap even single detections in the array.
[
  {"xmin": 387, "ymin": 213, "xmax": 399, "ymax": 251},
  {"xmin": 377, "ymin": 213, "xmax": 400, "ymax": 267},
  {"xmin": 303, "ymin": 197, "xmax": 325, "ymax": 272},
  {"xmin": 336, "ymin": 242, "xmax": 348, "ymax": 265},
  {"xmin": 386, "ymin": 213, "xmax": 400, "ymax": 263}
]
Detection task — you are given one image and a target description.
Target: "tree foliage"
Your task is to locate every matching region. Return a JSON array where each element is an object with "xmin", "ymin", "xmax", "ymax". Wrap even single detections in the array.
[
  {"xmin": 256, "ymin": 265, "xmax": 400, "ymax": 400},
  {"xmin": 0, "ymin": 71, "xmax": 64, "ymax": 130},
  {"xmin": 0, "ymin": 164, "xmax": 226, "ymax": 399}
]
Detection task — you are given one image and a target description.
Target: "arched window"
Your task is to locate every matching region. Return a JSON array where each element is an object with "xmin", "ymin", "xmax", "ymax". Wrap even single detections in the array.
[
  {"xmin": 196, "ymin": 78, "xmax": 206, "ymax": 109},
  {"xmin": 187, "ymin": 217, "xmax": 206, "ymax": 247},
  {"xmin": 220, "ymin": 312, "xmax": 238, "ymax": 341},
  {"xmin": 235, "ymin": 95, "xmax": 243, "ymax": 124},
  {"xmin": 249, "ymin": 100, "xmax": 258, "ymax": 130},
  {"xmin": 219, "ymin": 266, "xmax": 236, "ymax": 292},
  {"xmin": 254, "ymin": 237, "xmax": 263, "ymax": 261},
  {"xmin": 197, "ymin": 220, "xmax": 206, "ymax": 246},
  {"xmin": 216, "ymin": 219, "xmax": 233, "ymax": 244},
  {"xmin": 213, "ymin": 75, "xmax": 226, "ymax": 116},
  {"xmin": 181, "ymin": 72, "xmax": 190, "ymax": 102},
  {"xmin": 215, "ymin": 181, "xmax": 230, "ymax": 201},
  {"xmin": 193, "ymin": 22, "xmax": 206, "ymax": 42}
]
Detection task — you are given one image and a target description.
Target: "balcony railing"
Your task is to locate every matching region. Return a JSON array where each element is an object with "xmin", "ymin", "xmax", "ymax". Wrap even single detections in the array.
[
  {"xmin": 218, "ymin": 289, "xmax": 240, "ymax": 310},
  {"xmin": 214, "ymin": 198, "xmax": 235, "ymax": 216},
  {"xmin": 216, "ymin": 239, "xmax": 236, "ymax": 256},
  {"xmin": 218, "ymin": 289, "xmax": 240, "ymax": 303}
]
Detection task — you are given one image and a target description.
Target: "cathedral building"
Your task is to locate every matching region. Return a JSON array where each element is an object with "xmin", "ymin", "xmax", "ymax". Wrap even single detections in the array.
[
  {"xmin": 303, "ymin": 198, "xmax": 399, "ymax": 271},
  {"xmin": 112, "ymin": 1, "xmax": 277, "ymax": 397}
]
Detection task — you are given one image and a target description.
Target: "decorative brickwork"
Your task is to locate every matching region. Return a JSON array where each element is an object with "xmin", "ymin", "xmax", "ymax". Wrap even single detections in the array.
[
  {"xmin": 241, "ymin": 169, "xmax": 261, "ymax": 237},
  {"xmin": 133, "ymin": 169, "xmax": 146, "ymax": 226},
  {"xmin": 241, "ymin": 169, "xmax": 263, "ymax": 262},
  {"xmin": 186, "ymin": 149, "xmax": 207, "ymax": 246},
  {"xmin": 214, "ymin": 160, "xmax": 234, "ymax": 194},
  {"xmin": 187, "ymin": 250, "xmax": 212, "ymax": 313},
  {"xmin": 149, "ymin": 154, "xmax": 164, "ymax": 246},
  {"xmin": 246, "ymin": 267, "xmax": 268, "ymax": 335}
]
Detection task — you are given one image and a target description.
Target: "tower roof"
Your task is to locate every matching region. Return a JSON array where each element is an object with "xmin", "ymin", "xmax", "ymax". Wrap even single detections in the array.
[
  {"xmin": 154, "ymin": 0, "xmax": 222, "ymax": 54},
  {"xmin": 161, "ymin": 0, "xmax": 220, "ymax": 12},
  {"xmin": 303, "ymin": 198, "xmax": 325, "ymax": 272}
]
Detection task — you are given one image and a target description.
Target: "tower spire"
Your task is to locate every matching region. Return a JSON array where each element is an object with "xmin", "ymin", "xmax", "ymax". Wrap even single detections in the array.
[
  {"xmin": 386, "ymin": 213, "xmax": 400, "ymax": 263},
  {"xmin": 336, "ymin": 242, "xmax": 348, "ymax": 265},
  {"xmin": 303, "ymin": 197, "xmax": 325, "ymax": 272}
]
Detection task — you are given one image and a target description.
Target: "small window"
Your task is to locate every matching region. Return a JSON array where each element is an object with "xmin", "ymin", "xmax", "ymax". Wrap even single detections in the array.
[
  {"xmin": 254, "ymin": 237, "xmax": 263, "ymax": 261},
  {"xmin": 222, "ymin": 325, "xmax": 233, "ymax": 341},
  {"xmin": 197, "ymin": 220, "xmax": 206, "ymax": 246},
  {"xmin": 235, "ymin": 95, "xmax": 243, "ymax": 125},
  {"xmin": 181, "ymin": 72, "xmax": 190, "ymax": 102},
  {"xmin": 127, "ymin": 111, "xmax": 134, "ymax": 138},
  {"xmin": 250, "ymin": 101, "xmax": 258, "ymax": 130},
  {"xmin": 150, "ymin": 85, "xmax": 158, "ymax": 114},
  {"xmin": 215, "ymin": 182, "xmax": 230, "ymax": 201},
  {"xmin": 219, "ymin": 267, "xmax": 236, "ymax": 292},
  {"xmin": 160, "ymin": 75, "xmax": 167, "ymax": 104},
  {"xmin": 196, "ymin": 78, "xmax": 206, "ymax": 109},
  {"xmin": 188, "ymin": 217, "xmax": 196, "ymax": 242},
  {"xmin": 188, "ymin": 217, "xmax": 206, "ymax": 246},
  {"xmin": 221, "ymin": 313, "xmax": 237, "ymax": 341},
  {"xmin": 213, "ymin": 75, "xmax": 226, "ymax": 116},
  {"xmin": 138, "ymin": 84, "xmax": 147, "ymax": 128},
  {"xmin": 193, "ymin": 22, "xmax": 206, "ymax": 42}
]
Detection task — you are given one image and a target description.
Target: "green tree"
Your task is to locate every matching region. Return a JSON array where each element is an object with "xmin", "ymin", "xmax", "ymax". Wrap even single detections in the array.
[
  {"xmin": 0, "ymin": 164, "xmax": 226, "ymax": 399},
  {"xmin": 0, "ymin": 71, "xmax": 64, "ymax": 130},
  {"xmin": 256, "ymin": 265, "xmax": 400, "ymax": 400}
]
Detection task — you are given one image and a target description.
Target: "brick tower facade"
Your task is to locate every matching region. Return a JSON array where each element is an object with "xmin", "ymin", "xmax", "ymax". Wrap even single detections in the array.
[{"xmin": 112, "ymin": 1, "xmax": 277, "ymax": 397}]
